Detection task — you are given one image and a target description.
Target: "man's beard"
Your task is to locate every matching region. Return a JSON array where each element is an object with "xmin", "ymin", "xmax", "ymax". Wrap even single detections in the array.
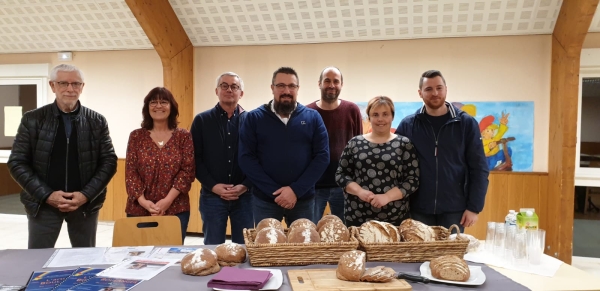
[
  {"xmin": 274, "ymin": 96, "xmax": 295, "ymax": 116},
  {"xmin": 321, "ymin": 88, "xmax": 340, "ymax": 103}
]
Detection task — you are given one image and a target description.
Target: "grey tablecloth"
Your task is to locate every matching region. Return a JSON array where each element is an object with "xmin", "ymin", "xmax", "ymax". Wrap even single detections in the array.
[{"xmin": 0, "ymin": 247, "xmax": 529, "ymax": 291}]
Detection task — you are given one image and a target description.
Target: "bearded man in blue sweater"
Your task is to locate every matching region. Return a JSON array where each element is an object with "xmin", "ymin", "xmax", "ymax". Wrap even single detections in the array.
[{"xmin": 239, "ymin": 67, "xmax": 329, "ymax": 225}]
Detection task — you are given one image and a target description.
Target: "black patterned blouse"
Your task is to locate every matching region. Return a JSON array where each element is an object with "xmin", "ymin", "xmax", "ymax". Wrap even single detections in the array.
[{"xmin": 336, "ymin": 135, "xmax": 419, "ymax": 227}]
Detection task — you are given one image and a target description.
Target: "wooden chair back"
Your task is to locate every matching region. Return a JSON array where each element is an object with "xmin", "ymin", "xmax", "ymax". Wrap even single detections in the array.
[{"xmin": 112, "ymin": 216, "xmax": 182, "ymax": 247}]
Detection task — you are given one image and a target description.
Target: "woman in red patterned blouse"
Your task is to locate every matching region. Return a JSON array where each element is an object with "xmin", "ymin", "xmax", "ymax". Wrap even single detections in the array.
[{"xmin": 125, "ymin": 87, "xmax": 195, "ymax": 243}]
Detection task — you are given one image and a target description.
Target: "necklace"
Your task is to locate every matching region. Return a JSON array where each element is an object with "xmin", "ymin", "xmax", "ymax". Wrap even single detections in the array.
[{"xmin": 157, "ymin": 141, "xmax": 164, "ymax": 146}]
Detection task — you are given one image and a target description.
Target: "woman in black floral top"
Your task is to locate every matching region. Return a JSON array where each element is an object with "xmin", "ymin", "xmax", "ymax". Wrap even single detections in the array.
[{"xmin": 336, "ymin": 96, "xmax": 419, "ymax": 227}]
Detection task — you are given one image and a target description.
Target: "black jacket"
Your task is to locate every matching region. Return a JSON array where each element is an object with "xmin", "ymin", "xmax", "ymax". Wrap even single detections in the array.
[{"xmin": 8, "ymin": 101, "xmax": 118, "ymax": 217}]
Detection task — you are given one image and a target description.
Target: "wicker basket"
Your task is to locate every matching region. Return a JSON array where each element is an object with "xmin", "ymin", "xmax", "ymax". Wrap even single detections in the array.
[
  {"xmin": 243, "ymin": 227, "xmax": 359, "ymax": 266},
  {"xmin": 355, "ymin": 224, "xmax": 469, "ymax": 263}
]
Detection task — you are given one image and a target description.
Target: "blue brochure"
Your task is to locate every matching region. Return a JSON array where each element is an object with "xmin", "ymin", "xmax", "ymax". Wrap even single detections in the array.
[
  {"xmin": 66, "ymin": 277, "xmax": 141, "ymax": 291},
  {"xmin": 53, "ymin": 268, "xmax": 105, "ymax": 291},
  {"xmin": 25, "ymin": 269, "xmax": 76, "ymax": 291}
]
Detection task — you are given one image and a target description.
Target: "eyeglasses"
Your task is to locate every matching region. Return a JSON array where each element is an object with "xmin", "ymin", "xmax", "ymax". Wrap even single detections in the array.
[
  {"xmin": 218, "ymin": 83, "xmax": 241, "ymax": 92},
  {"xmin": 274, "ymin": 83, "xmax": 299, "ymax": 91},
  {"xmin": 149, "ymin": 100, "xmax": 170, "ymax": 107},
  {"xmin": 54, "ymin": 81, "xmax": 83, "ymax": 90}
]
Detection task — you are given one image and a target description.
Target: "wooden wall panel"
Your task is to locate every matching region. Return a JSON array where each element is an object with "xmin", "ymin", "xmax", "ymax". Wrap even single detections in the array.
[{"xmin": 0, "ymin": 163, "xmax": 21, "ymax": 196}]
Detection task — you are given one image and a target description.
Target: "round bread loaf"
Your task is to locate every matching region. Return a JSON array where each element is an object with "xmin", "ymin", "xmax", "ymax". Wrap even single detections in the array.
[
  {"xmin": 399, "ymin": 219, "xmax": 436, "ymax": 242},
  {"xmin": 360, "ymin": 266, "xmax": 396, "ymax": 283},
  {"xmin": 254, "ymin": 227, "xmax": 287, "ymax": 244},
  {"xmin": 214, "ymin": 242, "xmax": 247, "ymax": 266},
  {"xmin": 316, "ymin": 215, "xmax": 343, "ymax": 232},
  {"xmin": 430, "ymin": 255, "xmax": 470, "ymax": 282},
  {"xmin": 255, "ymin": 218, "xmax": 284, "ymax": 233},
  {"xmin": 319, "ymin": 220, "xmax": 350, "ymax": 243},
  {"xmin": 287, "ymin": 226, "xmax": 320, "ymax": 243},
  {"xmin": 289, "ymin": 218, "xmax": 317, "ymax": 231},
  {"xmin": 359, "ymin": 220, "xmax": 401, "ymax": 243},
  {"xmin": 180, "ymin": 248, "xmax": 220, "ymax": 276},
  {"xmin": 336, "ymin": 250, "xmax": 366, "ymax": 282}
]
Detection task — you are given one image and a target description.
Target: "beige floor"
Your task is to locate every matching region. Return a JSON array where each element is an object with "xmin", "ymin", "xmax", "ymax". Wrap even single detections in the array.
[{"xmin": 0, "ymin": 213, "xmax": 599, "ymax": 279}]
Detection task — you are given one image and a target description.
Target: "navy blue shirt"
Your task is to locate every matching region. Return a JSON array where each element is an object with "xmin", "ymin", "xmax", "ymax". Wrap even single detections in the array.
[{"xmin": 191, "ymin": 103, "xmax": 250, "ymax": 192}]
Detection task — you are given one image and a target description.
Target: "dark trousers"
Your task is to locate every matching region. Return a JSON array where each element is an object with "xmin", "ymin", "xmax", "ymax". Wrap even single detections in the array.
[
  {"xmin": 313, "ymin": 187, "xmax": 345, "ymax": 225},
  {"xmin": 410, "ymin": 210, "xmax": 465, "ymax": 234},
  {"xmin": 28, "ymin": 204, "xmax": 99, "ymax": 249},
  {"xmin": 127, "ymin": 211, "xmax": 190, "ymax": 244},
  {"xmin": 253, "ymin": 196, "xmax": 315, "ymax": 227},
  {"xmin": 200, "ymin": 189, "xmax": 253, "ymax": 245}
]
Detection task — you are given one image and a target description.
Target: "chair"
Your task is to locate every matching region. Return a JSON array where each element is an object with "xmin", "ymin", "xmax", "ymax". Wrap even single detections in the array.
[
  {"xmin": 112, "ymin": 216, "xmax": 182, "ymax": 247},
  {"xmin": 584, "ymin": 161, "xmax": 600, "ymax": 215}
]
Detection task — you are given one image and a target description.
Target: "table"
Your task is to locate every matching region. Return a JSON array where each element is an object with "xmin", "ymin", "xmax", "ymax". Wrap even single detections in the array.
[{"xmin": 0, "ymin": 247, "xmax": 598, "ymax": 291}]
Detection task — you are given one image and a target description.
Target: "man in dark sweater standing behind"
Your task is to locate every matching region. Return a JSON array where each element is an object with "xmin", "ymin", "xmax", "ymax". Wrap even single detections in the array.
[
  {"xmin": 191, "ymin": 72, "xmax": 252, "ymax": 244},
  {"xmin": 239, "ymin": 67, "xmax": 329, "ymax": 225},
  {"xmin": 306, "ymin": 67, "xmax": 362, "ymax": 224}
]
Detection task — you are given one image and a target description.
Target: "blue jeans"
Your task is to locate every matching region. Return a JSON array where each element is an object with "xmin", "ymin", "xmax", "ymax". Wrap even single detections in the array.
[
  {"xmin": 410, "ymin": 210, "xmax": 465, "ymax": 234},
  {"xmin": 126, "ymin": 211, "xmax": 189, "ymax": 244},
  {"xmin": 253, "ymin": 196, "xmax": 314, "ymax": 227},
  {"xmin": 313, "ymin": 187, "xmax": 345, "ymax": 225},
  {"xmin": 200, "ymin": 189, "xmax": 253, "ymax": 245}
]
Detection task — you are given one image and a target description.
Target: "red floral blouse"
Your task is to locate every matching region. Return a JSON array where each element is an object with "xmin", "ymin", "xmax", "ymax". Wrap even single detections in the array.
[{"xmin": 125, "ymin": 128, "xmax": 195, "ymax": 216}]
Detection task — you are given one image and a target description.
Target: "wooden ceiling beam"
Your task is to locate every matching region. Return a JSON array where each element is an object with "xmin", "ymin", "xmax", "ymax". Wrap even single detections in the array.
[
  {"xmin": 125, "ymin": 0, "xmax": 194, "ymax": 129},
  {"xmin": 547, "ymin": 0, "xmax": 598, "ymax": 264}
]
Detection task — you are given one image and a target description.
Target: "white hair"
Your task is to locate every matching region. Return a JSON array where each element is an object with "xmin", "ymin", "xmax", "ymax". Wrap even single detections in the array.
[
  {"xmin": 215, "ymin": 72, "xmax": 244, "ymax": 91},
  {"xmin": 49, "ymin": 64, "xmax": 85, "ymax": 82}
]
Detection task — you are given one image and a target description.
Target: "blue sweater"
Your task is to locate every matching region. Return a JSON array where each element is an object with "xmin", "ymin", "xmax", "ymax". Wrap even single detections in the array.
[
  {"xmin": 239, "ymin": 102, "xmax": 330, "ymax": 201},
  {"xmin": 396, "ymin": 103, "xmax": 489, "ymax": 214}
]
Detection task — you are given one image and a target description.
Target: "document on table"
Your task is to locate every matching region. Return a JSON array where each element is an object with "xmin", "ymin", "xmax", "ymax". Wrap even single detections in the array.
[
  {"xmin": 147, "ymin": 247, "xmax": 198, "ymax": 264},
  {"xmin": 96, "ymin": 257, "xmax": 177, "ymax": 280},
  {"xmin": 43, "ymin": 248, "xmax": 108, "ymax": 268},
  {"xmin": 103, "ymin": 246, "xmax": 154, "ymax": 264}
]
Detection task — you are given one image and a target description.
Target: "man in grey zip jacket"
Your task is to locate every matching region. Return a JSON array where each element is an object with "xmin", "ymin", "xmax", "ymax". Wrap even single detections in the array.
[
  {"xmin": 8, "ymin": 64, "xmax": 117, "ymax": 249},
  {"xmin": 395, "ymin": 70, "xmax": 489, "ymax": 232}
]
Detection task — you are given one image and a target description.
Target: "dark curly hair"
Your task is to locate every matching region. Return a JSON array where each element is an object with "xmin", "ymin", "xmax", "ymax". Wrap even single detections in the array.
[{"xmin": 141, "ymin": 87, "xmax": 179, "ymax": 130}]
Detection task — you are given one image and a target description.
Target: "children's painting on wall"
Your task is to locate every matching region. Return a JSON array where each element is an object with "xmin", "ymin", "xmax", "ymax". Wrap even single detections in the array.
[{"xmin": 356, "ymin": 101, "xmax": 534, "ymax": 172}]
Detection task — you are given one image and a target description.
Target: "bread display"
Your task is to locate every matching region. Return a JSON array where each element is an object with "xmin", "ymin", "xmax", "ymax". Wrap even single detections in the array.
[
  {"xmin": 319, "ymin": 220, "xmax": 350, "ymax": 243},
  {"xmin": 359, "ymin": 220, "xmax": 401, "ymax": 243},
  {"xmin": 336, "ymin": 250, "xmax": 366, "ymax": 282},
  {"xmin": 254, "ymin": 227, "xmax": 287, "ymax": 244},
  {"xmin": 360, "ymin": 266, "xmax": 397, "ymax": 283},
  {"xmin": 214, "ymin": 242, "xmax": 247, "ymax": 266},
  {"xmin": 316, "ymin": 215, "xmax": 343, "ymax": 232},
  {"xmin": 429, "ymin": 255, "xmax": 470, "ymax": 282},
  {"xmin": 449, "ymin": 233, "xmax": 480, "ymax": 253},
  {"xmin": 180, "ymin": 248, "xmax": 220, "ymax": 276},
  {"xmin": 287, "ymin": 226, "xmax": 320, "ymax": 243},
  {"xmin": 289, "ymin": 218, "xmax": 317, "ymax": 231},
  {"xmin": 255, "ymin": 218, "xmax": 284, "ymax": 233},
  {"xmin": 399, "ymin": 219, "xmax": 436, "ymax": 242}
]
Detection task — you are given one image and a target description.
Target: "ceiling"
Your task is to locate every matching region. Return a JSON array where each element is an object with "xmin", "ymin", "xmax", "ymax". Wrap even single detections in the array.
[{"xmin": 0, "ymin": 0, "xmax": 599, "ymax": 54}]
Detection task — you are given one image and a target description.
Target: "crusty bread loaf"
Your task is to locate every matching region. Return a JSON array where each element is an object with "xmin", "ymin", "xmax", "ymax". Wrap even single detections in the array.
[
  {"xmin": 254, "ymin": 227, "xmax": 287, "ymax": 244},
  {"xmin": 430, "ymin": 255, "xmax": 470, "ymax": 282},
  {"xmin": 336, "ymin": 250, "xmax": 366, "ymax": 282},
  {"xmin": 399, "ymin": 219, "xmax": 436, "ymax": 242},
  {"xmin": 214, "ymin": 242, "xmax": 247, "ymax": 266},
  {"xmin": 360, "ymin": 266, "xmax": 396, "ymax": 283},
  {"xmin": 316, "ymin": 215, "xmax": 343, "ymax": 232},
  {"xmin": 450, "ymin": 233, "xmax": 480, "ymax": 253},
  {"xmin": 359, "ymin": 220, "xmax": 401, "ymax": 243},
  {"xmin": 289, "ymin": 218, "xmax": 317, "ymax": 232},
  {"xmin": 319, "ymin": 220, "xmax": 350, "ymax": 243},
  {"xmin": 180, "ymin": 248, "xmax": 220, "ymax": 276},
  {"xmin": 256, "ymin": 218, "xmax": 284, "ymax": 233},
  {"xmin": 287, "ymin": 226, "xmax": 320, "ymax": 243}
]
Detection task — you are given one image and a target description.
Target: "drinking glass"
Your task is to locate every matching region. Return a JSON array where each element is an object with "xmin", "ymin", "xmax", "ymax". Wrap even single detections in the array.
[
  {"xmin": 493, "ymin": 223, "xmax": 506, "ymax": 256},
  {"xmin": 527, "ymin": 229, "xmax": 546, "ymax": 265},
  {"xmin": 512, "ymin": 230, "xmax": 528, "ymax": 267},
  {"xmin": 485, "ymin": 222, "xmax": 496, "ymax": 253},
  {"xmin": 505, "ymin": 225, "xmax": 517, "ymax": 258}
]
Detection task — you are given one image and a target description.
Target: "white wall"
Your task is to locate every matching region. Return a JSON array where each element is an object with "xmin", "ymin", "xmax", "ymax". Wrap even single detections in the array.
[
  {"xmin": 194, "ymin": 34, "xmax": 551, "ymax": 171},
  {"xmin": 0, "ymin": 85, "xmax": 19, "ymax": 148}
]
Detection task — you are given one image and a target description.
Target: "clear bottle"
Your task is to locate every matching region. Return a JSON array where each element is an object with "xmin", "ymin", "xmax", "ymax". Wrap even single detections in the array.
[{"xmin": 505, "ymin": 210, "xmax": 517, "ymax": 227}]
